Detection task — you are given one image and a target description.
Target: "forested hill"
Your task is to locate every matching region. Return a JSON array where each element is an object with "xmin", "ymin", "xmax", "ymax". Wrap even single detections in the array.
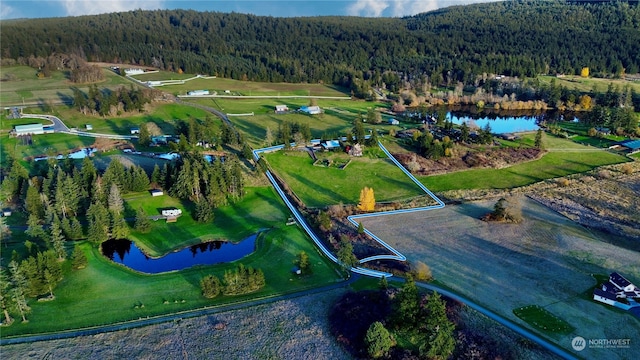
[{"xmin": 2, "ymin": 1, "xmax": 639, "ymax": 88}]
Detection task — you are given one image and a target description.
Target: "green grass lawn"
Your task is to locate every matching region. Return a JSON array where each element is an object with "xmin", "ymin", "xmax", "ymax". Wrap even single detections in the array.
[
  {"xmin": 0, "ymin": 65, "xmax": 134, "ymax": 106},
  {"xmin": 264, "ymin": 149, "xmax": 425, "ymax": 207},
  {"xmin": 133, "ymin": 72, "xmax": 350, "ymax": 97},
  {"xmin": 513, "ymin": 305, "xmax": 575, "ymax": 335},
  {"xmin": 49, "ymin": 103, "xmax": 216, "ymax": 135},
  {"xmin": 0, "ymin": 186, "xmax": 342, "ymax": 338},
  {"xmin": 421, "ymin": 135, "xmax": 629, "ymax": 192},
  {"xmin": 125, "ymin": 187, "xmax": 289, "ymax": 256},
  {"xmin": 1, "ymin": 132, "xmax": 96, "ymax": 164}
]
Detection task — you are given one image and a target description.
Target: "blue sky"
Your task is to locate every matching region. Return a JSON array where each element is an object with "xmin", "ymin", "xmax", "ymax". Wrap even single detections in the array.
[{"xmin": 1, "ymin": 1, "xmax": 499, "ymax": 20}]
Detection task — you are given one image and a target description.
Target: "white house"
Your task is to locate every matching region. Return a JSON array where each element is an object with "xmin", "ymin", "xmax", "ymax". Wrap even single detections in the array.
[
  {"xmin": 187, "ymin": 90, "xmax": 210, "ymax": 96},
  {"xmin": 161, "ymin": 208, "xmax": 182, "ymax": 217},
  {"xmin": 124, "ymin": 68, "xmax": 145, "ymax": 75},
  {"xmin": 150, "ymin": 189, "xmax": 164, "ymax": 197},
  {"xmin": 300, "ymin": 106, "xmax": 321, "ymax": 115},
  {"xmin": 275, "ymin": 105, "xmax": 289, "ymax": 113}
]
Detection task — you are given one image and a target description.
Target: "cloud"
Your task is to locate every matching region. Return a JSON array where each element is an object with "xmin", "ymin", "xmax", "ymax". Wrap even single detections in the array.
[
  {"xmin": 348, "ymin": 0, "xmax": 500, "ymax": 17},
  {"xmin": 0, "ymin": 3, "xmax": 16, "ymax": 19},
  {"xmin": 61, "ymin": 0, "xmax": 165, "ymax": 17},
  {"xmin": 347, "ymin": 0, "xmax": 390, "ymax": 17}
]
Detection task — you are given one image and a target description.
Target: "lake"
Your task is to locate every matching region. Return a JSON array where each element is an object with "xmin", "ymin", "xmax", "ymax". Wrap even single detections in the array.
[{"xmin": 101, "ymin": 234, "xmax": 257, "ymax": 274}]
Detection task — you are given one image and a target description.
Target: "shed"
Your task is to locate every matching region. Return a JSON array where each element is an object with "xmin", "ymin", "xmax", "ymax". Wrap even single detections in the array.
[
  {"xmin": 2, "ymin": 209, "xmax": 11, "ymax": 217},
  {"xmin": 14, "ymin": 123, "xmax": 44, "ymax": 136},
  {"xmin": 130, "ymin": 127, "xmax": 140, "ymax": 135},
  {"xmin": 150, "ymin": 189, "xmax": 164, "ymax": 197},
  {"xmin": 187, "ymin": 90, "xmax": 210, "ymax": 96},
  {"xmin": 321, "ymin": 140, "xmax": 341, "ymax": 150},
  {"xmin": 619, "ymin": 139, "xmax": 640, "ymax": 152},
  {"xmin": 161, "ymin": 208, "xmax": 182, "ymax": 217},
  {"xmin": 388, "ymin": 118, "xmax": 399, "ymax": 125},
  {"xmin": 275, "ymin": 105, "xmax": 289, "ymax": 114},
  {"xmin": 85, "ymin": 124, "xmax": 93, "ymax": 131},
  {"xmin": 300, "ymin": 106, "xmax": 321, "ymax": 115}
]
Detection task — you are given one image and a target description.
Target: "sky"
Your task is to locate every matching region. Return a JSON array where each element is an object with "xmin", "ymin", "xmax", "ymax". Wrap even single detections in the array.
[{"xmin": 0, "ymin": 0, "xmax": 500, "ymax": 20}]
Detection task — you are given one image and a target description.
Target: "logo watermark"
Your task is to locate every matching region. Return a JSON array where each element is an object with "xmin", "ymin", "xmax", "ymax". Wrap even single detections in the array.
[{"xmin": 571, "ymin": 336, "xmax": 631, "ymax": 351}]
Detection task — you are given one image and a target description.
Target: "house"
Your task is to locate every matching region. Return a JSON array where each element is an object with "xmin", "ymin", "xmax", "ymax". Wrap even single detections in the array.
[
  {"xmin": 593, "ymin": 272, "xmax": 640, "ymax": 309},
  {"xmin": 124, "ymin": 68, "xmax": 144, "ymax": 75},
  {"xmin": 388, "ymin": 118, "xmax": 400, "ymax": 125},
  {"xmin": 150, "ymin": 189, "xmax": 164, "ymax": 197},
  {"xmin": 85, "ymin": 124, "xmax": 93, "ymax": 131},
  {"xmin": 321, "ymin": 140, "xmax": 341, "ymax": 150},
  {"xmin": 14, "ymin": 123, "xmax": 44, "ymax": 136},
  {"xmin": 275, "ymin": 105, "xmax": 289, "ymax": 114},
  {"xmin": 300, "ymin": 106, "xmax": 321, "ymax": 115},
  {"xmin": 1, "ymin": 209, "xmax": 11, "ymax": 217},
  {"xmin": 187, "ymin": 90, "xmax": 210, "ymax": 96},
  {"xmin": 130, "ymin": 127, "xmax": 140, "ymax": 135},
  {"xmin": 161, "ymin": 208, "xmax": 182, "ymax": 217}
]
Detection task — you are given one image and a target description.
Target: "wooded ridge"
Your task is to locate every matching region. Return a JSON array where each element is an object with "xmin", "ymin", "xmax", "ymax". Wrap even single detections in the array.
[{"xmin": 2, "ymin": 1, "xmax": 639, "ymax": 89}]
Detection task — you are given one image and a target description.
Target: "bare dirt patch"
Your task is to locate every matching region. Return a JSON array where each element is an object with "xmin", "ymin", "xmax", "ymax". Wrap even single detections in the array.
[{"xmin": 360, "ymin": 197, "xmax": 640, "ymax": 360}]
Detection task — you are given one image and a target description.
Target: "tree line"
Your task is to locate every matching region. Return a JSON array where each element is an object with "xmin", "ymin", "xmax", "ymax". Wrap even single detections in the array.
[{"xmin": 2, "ymin": 2, "xmax": 639, "ymax": 92}]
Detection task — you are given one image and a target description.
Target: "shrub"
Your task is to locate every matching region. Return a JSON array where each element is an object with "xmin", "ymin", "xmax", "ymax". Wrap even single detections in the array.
[
  {"xmin": 412, "ymin": 261, "xmax": 433, "ymax": 281},
  {"xmin": 620, "ymin": 164, "xmax": 633, "ymax": 175}
]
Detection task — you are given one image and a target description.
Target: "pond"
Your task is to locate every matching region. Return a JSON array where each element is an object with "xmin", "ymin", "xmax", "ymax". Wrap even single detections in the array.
[
  {"xmin": 447, "ymin": 113, "xmax": 540, "ymax": 134},
  {"xmin": 101, "ymin": 234, "xmax": 257, "ymax": 274}
]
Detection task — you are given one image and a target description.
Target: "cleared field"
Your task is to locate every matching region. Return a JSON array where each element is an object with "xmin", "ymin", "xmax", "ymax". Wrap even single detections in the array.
[
  {"xmin": 264, "ymin": 150, "xmax": 425, "ymax": 207},
  {"xmin": 134, "ymin": 72, "xmax": 350, "ymax": 97},
  {"xmin": 538, "ymin": 75, "xmax": 640, "ymax": 94},
  {"xmin": 360, "ymin": 198, "xmax": 640, "ymax": 359},
  {"xmin": 420, "ymin": 135, "xmax": 629, "ymax": 192},
  {"xmin": 0, "ymin": 65, "xmax": 133, "ymax": 106},
  {"xmin": 0, "ymin": 186, "xmax": 342, "ymax": 337}
]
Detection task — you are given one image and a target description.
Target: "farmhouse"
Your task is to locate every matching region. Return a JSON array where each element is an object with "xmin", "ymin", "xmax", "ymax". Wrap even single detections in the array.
[
  {"xmin": 13, "ymin": 123, "xmax": 53, "ymax": 136},
  {"xmin": 593, "ymin": 272, "xmax": 640, "ymax": 309},
  {"xmin": 187, "ymin": 90, "xmax": 210, "ymax": 96},
  {"xmin": 161, "ymin": 208, "xmax": 182, "ymax": 217},
  {"xmin": 300, "ymin": 106, "xmax": 321, "ymax": 115},
  {"xmin": 275, "ymin": 105, "xmax": 289, "ymax": 114}
]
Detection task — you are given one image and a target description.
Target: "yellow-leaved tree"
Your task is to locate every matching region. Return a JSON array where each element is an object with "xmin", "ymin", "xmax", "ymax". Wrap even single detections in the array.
[
  {"xmin": 581, "ymin": 67, "xmax": 589, "ymax": 78},
  {"xmin": 358, "ymin": 187, "xmax": 376, "ymax": 211}
]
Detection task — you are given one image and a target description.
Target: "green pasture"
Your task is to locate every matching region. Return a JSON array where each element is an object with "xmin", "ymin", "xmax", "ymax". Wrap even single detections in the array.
[
  {"xmin": 537, "ymin": 75, "xmax": 640, "ymax": 94},
  {"xmin": 134, "ymin": 72, "xmax": 349, "ymax": 97},
  {"xmin": 0, "ymin": 65, "xmax": 134, "ymax": 106},
  {"xmin": 513, "ymin": 305, "xmax": 574, "ymax": 335},
  {"xmin": 421, "ymin": 134, "xmax": 628, "ymax": 192},
  {"xmin": 1, "ymin": 132, "xmax": 95, "ymax": 164},
  {"xmin": 0, "ymin": 186, "xmax": 342, "ymax": 338},
  {"xmin": 125, "ymin": 187, "xmax": 289, "ymax": 257},
  {"xmin": 50, "ymin": 103, "xmax": 216, "ymax": 135},
  {"xmin": 264, "ymin": 149, "xmax": 425, "ymax": 208}
]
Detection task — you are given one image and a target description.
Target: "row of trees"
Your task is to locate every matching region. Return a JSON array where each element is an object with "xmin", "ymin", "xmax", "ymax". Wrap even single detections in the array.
[
  {"xmin": 200, "ymin": 264, "xmax": 265, "ymax": 298},
  {"xmin": 72, "ymin": 85, "xmax": 155, "ymax": 116},
  {"xmin": 3, "ymin": 3, "xmax": 639, "ymax": 94}
]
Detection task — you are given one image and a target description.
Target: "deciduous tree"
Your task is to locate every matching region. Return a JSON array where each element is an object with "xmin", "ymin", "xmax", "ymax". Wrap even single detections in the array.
[{"xmin": 357, "ymin": 187, "xmax": 375, "ymax": 212}]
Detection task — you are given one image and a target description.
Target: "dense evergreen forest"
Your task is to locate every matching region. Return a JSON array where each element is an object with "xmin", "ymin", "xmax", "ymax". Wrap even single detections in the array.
[{"xmin": 1, "ymin": 1, "xmax": 639, "ymax": 91}]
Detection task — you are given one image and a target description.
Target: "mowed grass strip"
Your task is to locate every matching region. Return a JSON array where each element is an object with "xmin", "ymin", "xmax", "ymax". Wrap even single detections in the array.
[
  {"xmin": 513, "ymin": 305, "xmax": 575, "ymax": 335},
  {"xmin": 264, "ymin": 150, "xmax": 425, "ymax": 207},
  {"xmin": 125, "ymin": 187, "xmax": 288, "ymax": 257},
  {"xmin": 421, "ymin": 136, "xmax": 628, "ymax": 192},
  {"xmin": 0, "ymin": 188, "xmax": 341, "ymax": 338}
]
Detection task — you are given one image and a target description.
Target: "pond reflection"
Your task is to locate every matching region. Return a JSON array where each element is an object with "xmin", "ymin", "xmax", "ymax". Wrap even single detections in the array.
[{"xmin": 101, "ymin": 235, "xmax": 256, "ymax": 274}]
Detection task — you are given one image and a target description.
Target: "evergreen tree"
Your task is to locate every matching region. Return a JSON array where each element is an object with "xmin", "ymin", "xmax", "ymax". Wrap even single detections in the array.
[
  {"xmin": 151, "ymin": 164, "xmax": 161, "ymax": 186},
  {"xmin": 71, "ymin": 244, "xmax": 88, "ymax": 270},
  {"xmin": 87, "ymin": 201, "xmax": 109, "ymax": 243},
  {"xmin": 25, "ymin": 183, "xmax": 44, "ymax": 219},
  {"xmin": 8, "ymin": 260, "xmax": 29, "ymax": 322},
  {"xmin": 392, "ymin": 276, "xmax": 421, "ymax": 329},
  {"xmin": 134, "ymin": 207, "xmax": 151, "ymax": 233},
  {"xmin": 200, "ymin": 275, "xmax": 222, "ymax": 298},
  {"xmin": 420, "ymin": 292, "xmax": 455, "ymax": 360},
  {"xmin": 534, "ymin": 128, "xmax": 544, "ymax": 149},
  {"xmin": 110, "ymin": 211, "xmax": 129, "ymax": 240},
  {"xmin": 25, "ymin": 214, "xmax": 47, "ymax": 242},
  {"xmin": 138, "ymin": 123, "xmax": 151, "ymax": 147},
  {"xmin": 69, "ymin": 217, "xmax": 84, "ymax": 239},
  {"xmin": 336, "ymin": 237, "xmax": 359, "ymax": 269},
  {"xmin": 365, "ymin": 321, "xmax": 395, "ymax": 359},
  {"xmin": 0, "ymin": 266, "xmax": 14, "ymax": 325},
  {"xmin": 50, "ymin": 214, "xmax": 67, "ymax": 261}
]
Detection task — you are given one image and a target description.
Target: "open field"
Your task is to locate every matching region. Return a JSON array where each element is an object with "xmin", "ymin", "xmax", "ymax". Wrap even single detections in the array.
[
  {"xmin": 420, "ymin": 134, "xmax": 629, "ymax": 192},
  {"xmin": 0, "ymin": 65, "xmax": 134, "ymax": 106},
  {"xmin": 538, "ymin": 75, "xmax": 640, "ymax": 94},
  {"xmin": 0, "ymin": 186, "xmax": 342, "ymax": 337},
  {"xmin": 48, "ymin": 103, "xmax": 216, "ymax": 135},
  {"xmin": 360, "ymin": 198, "xmax": 640, "ymax": 359},
  {"xmin": 264, "ymin": 150, "xmax": 425, "ymax": 207},
  {"xmin": 131, "ymin": 71, "xmax": 349, "ymax": 97}
]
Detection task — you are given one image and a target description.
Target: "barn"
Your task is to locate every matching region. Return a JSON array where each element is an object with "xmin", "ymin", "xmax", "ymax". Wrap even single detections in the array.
[{"xmin": 14, "ymin": 123, "xmax": 44, "ymax": 136}]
